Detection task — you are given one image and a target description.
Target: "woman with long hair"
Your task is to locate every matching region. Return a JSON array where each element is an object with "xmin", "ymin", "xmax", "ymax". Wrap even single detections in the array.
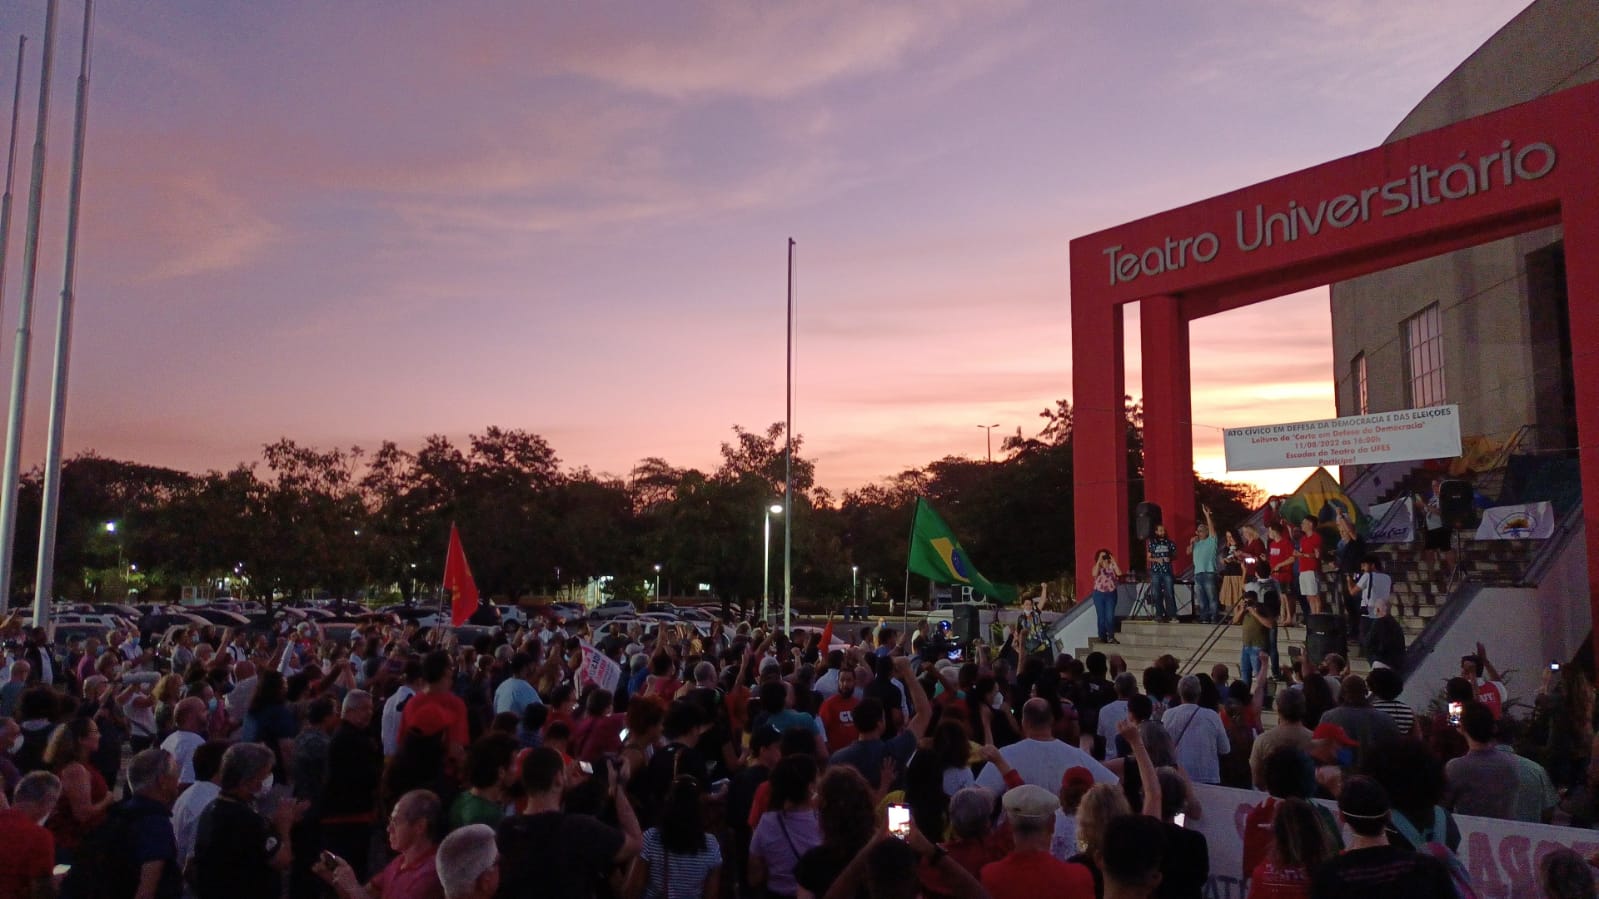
[
  {"xmin": 44, "ymin": 718, "xmax": 114, "ymax": 863},
  {"xmin": 794, "ymin": 766, "xmax": 877, "ymax": 899},
  {"xmin": 243, "ymin": 669, "xmax": 296, "ymax": 779},
  {"xmin": 749, "ymin": 755, "xmax": 822, "ymax": 899},
  {"xmin": 1240, "ymin": 526, "xmax": 1269, "ymax": 583},
  {"xmin": 931, "ymin": 718, "xmax": 976, "ymax": 796},
  {"xmin": 1220, "ymin": 530, "xmax": 1246, "ymax": 618},
  {"xmin": 626, "ymin": 775, "xmax": 724, "ymax": 899},
  {"xmin": 1090, "ymin": 549, "xmax": 1122, "ymax": 645},
  {"xmin": 1247, "ymin": 797, "xmax": 1337, "ymax": 898}
]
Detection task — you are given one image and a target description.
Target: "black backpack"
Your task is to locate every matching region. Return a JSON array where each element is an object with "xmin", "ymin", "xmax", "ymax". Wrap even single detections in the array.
[{"xmin": 60, "ymin": 798, "xmax": 167, "ymax": 899}]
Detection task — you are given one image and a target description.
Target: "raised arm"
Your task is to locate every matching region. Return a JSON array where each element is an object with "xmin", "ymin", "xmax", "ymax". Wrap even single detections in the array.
[
  {"xmin": 895, "ymin": 656, "xmax": 933, "ymax": 740},
  {"xmin": 1117, "ymin": 718, "xmax": 1162, "ymax": 819}
]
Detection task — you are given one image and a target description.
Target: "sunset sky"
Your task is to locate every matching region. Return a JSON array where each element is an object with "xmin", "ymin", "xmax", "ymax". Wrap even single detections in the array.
[{"xmin": 0, "ymin": 0, "xmax": 1529, "ymax": 498}]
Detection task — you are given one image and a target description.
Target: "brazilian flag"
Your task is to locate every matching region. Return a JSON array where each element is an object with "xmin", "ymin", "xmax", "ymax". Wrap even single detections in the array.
[{"xmin": 906, "ymin": 498, "xmax": 1018, "ymax": 603}]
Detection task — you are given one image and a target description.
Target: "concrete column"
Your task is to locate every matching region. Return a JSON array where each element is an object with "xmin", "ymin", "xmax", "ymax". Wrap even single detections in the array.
[
  {"xmin": 1071, "ymin": 300, "xmax": 1128, "ymax": 597},
  {"xmin": 1561, "ymin": 196, "xmax": 1599, "ymax": 664},
  {"xmin": 1139, "ymin": 295, "xmax": 1197, "ymax": 552}
]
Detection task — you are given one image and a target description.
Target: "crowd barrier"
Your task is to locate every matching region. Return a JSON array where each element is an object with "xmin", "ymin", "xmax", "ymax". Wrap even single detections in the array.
[{"xmin": 1189, "ymin": 783, "xmax": 1599, "ymax": 899}]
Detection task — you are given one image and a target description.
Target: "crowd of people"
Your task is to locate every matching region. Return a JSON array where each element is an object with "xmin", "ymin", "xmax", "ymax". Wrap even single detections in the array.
[{"xmin": 0, "ymin": 604, "xmax": 1597, "ymax": 899}]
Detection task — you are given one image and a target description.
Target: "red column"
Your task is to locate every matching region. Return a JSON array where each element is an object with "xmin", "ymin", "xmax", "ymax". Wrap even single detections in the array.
[
  {"xmin": 1562, "ymin": 195, "xmax": 1599, "ymax": 664},
  {"xmin": 1072, "ymin": 300, "xmax": 1128, "ymax": 598},
  {"xmin": 1140, "ymin": 295, "xmax": 1197, "ymax": 556}
]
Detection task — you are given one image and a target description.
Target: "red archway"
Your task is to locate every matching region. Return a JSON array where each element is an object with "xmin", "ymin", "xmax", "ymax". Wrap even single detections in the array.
[{"xmin": 1069, "ymin": 81, "xmax": 1599, "ymax": 652}]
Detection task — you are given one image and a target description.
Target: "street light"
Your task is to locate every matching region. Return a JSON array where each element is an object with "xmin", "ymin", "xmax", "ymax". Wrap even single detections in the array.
[
  {"xmin": 653, "ymin": 563, "xmax": 662, "ymax": 601},
  {"xmin": 977, "ymin": 423, "xmax": 1000, "ymax": 463},
  {"xmin": 763, "ymin": 503, "xmax": 783, "ymax": 624},
  {"xmin": 851, "ymin": 564, "xmax": 858, "ymax": 616}
]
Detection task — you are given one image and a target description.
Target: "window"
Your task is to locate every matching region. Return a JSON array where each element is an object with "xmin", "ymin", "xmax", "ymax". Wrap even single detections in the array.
[
  {"xmin": 1403, "ymin": 304, "xmax": 1446, "ymax": 407},
  {"xmin": 1352, "ymin": 353, "xmax": 1368, "ymax": 415}
]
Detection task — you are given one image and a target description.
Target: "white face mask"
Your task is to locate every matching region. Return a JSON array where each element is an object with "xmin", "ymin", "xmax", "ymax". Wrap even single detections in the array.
[
  {"xmin": 989, "ymin": 692, "xmax": 1005, "ymax": 711},
  {"xmin": 255, "ymin": 773, "xmax": 275, "ymax": 798}
]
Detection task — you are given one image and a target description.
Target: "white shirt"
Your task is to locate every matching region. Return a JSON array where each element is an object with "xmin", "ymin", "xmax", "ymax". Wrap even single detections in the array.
[
  {"xmin": 974, "ymin": 738, "xmax": 1116, "ymax": 793},
  {"xmin": 227, "ymin": 676, "xmax": 258, "ymax": 722},
  {"xmin": 813, "ymin": 669, "xmax": 841, "ymax": 699},
  {"xmin": 1160, "ymin": 704, "xmax": 1231, "ymax": 785},
  {"xmin": 1097, "ymin": 699, "xmax": 1130, "ymax": 759},
  {"xmin": 160, "ymin": 730, "xmax": 207, "ymax": 784},
  {"xmin": 172, "ymin": 780, "xmax": 221, "ymax": 865},
  {"xmin": 381, "ymin": 685, "xmax": 416, "ymax": 756},
  {"xmin": 1356, "ymin": 572, "xmax": 1394, "ymax": 611}
]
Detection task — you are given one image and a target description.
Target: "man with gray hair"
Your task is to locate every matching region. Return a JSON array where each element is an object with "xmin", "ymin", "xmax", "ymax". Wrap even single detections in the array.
[
  {"xmin": 981, "ymin": 784, "xmax": 1095, "ymax": 896},
  {"xmin": 58, "ymin": 749, "xmax": 184, "ymax": 899},
  {"xmin": 437, "ymin": 823, "xmax": 499, "ymax": 899},
  {"xmin": 192, "ymin": 742, "xmax": 307, "ymax": 899},
  {"xmin": 1096, "ymin": 673, "xmax": 1140, "ymax": 760},
  {"xmin": 0, "ymin": 770, "xmax": 62, "ymax": 896},
  {"xmin": 1158, "ymin": 674, "xmax": 1231, "ymax": 785},
  {"xmin": 1249, "ymin": 684, "xmax": 1313, "ymax": 790}
]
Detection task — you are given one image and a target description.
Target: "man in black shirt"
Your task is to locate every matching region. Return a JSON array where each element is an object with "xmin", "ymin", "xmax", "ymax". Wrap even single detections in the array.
[
  {"xmin": 192, "ymin": 742, "xmax": 307, "ymax": 899},
  {"xmin": 496, "ymin": 746, "xmax": 641, "ymax": 899},
  {"xmin": 321, "ymin": 690, "xmax": 381, "ymax": 877},
  {"xmin": 1311, "ymin": 776, "xmax": 1455, "ymax": 898}
]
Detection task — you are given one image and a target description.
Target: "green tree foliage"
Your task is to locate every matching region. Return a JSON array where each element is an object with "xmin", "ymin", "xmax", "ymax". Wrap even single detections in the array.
[{"xmin": 2, "ymin": 402, "xmax": 1262, "ymax": 609}]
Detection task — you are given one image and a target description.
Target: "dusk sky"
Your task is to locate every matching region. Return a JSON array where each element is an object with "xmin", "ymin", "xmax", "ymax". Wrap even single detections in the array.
[{"xmin": 0, "ymin": 1, "xmax": 1528, "ymax": 498}]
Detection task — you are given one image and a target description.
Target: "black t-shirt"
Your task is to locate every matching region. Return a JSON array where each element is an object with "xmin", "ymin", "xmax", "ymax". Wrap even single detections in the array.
[
  {"xmin": 1155, "ymin": 822, "xmax": 1208, "ymax": 899},
  {"xmin": 726, "ymin": 763, "xmax": 769, "ymax": 835},
  {"xmin": 796, "ymin": 843, "xmax": 867, "ymax": 899},
  {"xmin": 864, "ymin": 676, "xmax": 907, "ymax": 738},
  {"xmin": 496, "ymin": 810, "xmax": 625, "ymax": 899},
  {"xmin": 1310, "ymin": 844, "xmax": 1455, "ymax": 899},
  {"xmin": 192, "ymin": 795, "xmax": 280, "ymax": 899}
]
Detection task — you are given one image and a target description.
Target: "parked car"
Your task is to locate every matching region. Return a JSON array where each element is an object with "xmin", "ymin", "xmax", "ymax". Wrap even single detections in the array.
[
  {"xmin": 53, "ymin": 612, "xmax": 134, "ymax": 630},
  {"xmin": 186, "ymin": 608, "xmax": 252, "ymax": 628},
  {"xmin": 139, "ymin": 611, "xmax": 211, "ymax": 639},
  {"xmin": 588, "ymin": 600, "xmax": 637, "ymax": 621}
]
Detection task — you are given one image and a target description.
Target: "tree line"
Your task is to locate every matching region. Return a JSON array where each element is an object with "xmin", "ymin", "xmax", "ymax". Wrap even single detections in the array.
[{"xmin": 3, "ymin": 398, "xmax": 1260, "ymax": 612}]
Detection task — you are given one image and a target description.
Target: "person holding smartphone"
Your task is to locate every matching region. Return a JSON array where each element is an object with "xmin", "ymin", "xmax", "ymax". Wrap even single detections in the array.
[
  {"xmin": 317, "ymin": 788, "xmax": 444, "ymax": 899},
  {"xmin": 1089, "ymin": 550, "xmax": 1121, "ymax": 645}
]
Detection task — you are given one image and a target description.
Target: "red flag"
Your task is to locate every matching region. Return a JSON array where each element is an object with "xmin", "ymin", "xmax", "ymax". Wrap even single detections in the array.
[{"xmin": 444, "ymin": 524, "xmax": 479, "ymax": 626}]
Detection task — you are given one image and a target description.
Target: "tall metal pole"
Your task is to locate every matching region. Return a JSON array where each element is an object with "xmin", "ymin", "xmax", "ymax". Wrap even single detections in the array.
[
  {"xmin": 0, "ymin": 0, "xmax": 58, "ymax": 614},
  {"xmin": 0, "ymin": 36, "xmax": 27, "ymax": 360},
  {"xmin": 783, "ymin": 238, "xmax": 794, "ymax": 632},
  {"xmin": 979, "ymin": 423, "xmax": 999, "ymax": 463},
  {"xmin": 762, "ymin": 509, "xmax": 771, "ymax": 624},
  {"xmin": 34, "ymin": 0, "xmax": 94, "ymax": 624}
]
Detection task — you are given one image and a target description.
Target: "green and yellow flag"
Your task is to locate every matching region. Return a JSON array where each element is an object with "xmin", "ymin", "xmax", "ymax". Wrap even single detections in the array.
[
  {"xmin": 1279, "ymin": 467, "xmax": 1363, "ymax": 531},
  {"xmin": 906, "ymin": 498, "xmax": 1018, "ymax": 603}
]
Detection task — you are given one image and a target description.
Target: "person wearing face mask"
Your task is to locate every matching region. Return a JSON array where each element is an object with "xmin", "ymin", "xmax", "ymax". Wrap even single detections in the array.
[
  {"xmin": 190, "ymin": 742, "xmax": 309, "ymax": 899},
  {"xmin": 159, "ymin": 698, "xmax": 209, "ymax": 787},
  {"xmin": 0, "ymin": 770, "xmax": 62, "ymax": 899}
]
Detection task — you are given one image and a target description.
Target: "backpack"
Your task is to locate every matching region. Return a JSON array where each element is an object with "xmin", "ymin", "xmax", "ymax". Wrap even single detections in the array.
[
  {"xmin": 1390, "ymin": 806, "xmax": 1479, "ymax": 899},
  {"xmin": 59, "ymin": 799, "xmax": 167, "ymax": 899}
]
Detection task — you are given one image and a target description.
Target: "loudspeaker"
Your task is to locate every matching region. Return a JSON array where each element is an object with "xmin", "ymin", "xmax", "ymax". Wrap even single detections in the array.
[
  {"xmin": 1135, "ymin": 502, "xmax": 1163, "ymax": 541},
  {"xmin": 1305, "ymin": 613, "xmax": 1348, "ymax": 665},
  {"xmin": 953, "ymin": 604, "xmax": 981, "ymax": 642},
  {"xmin": 1439, "ymin": 480, "xmax": 1474, "ymax": 529}
]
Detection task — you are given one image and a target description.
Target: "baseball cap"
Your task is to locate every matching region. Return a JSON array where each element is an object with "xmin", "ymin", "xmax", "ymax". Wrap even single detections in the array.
[
  {"xmin": 1061, "ymin": 766, "xmax": 1095, "ymax": 791},
  {"xmin": 1002, "ymin": 784, "xmax": 1059, "ymax": 819},
  {"xmin": 1311, "ymin": 722, "xmax": 1357, "ymax": 747}
]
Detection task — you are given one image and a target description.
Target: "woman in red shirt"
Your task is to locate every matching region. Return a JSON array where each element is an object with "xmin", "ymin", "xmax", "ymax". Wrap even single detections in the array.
[
  {"xmin": 1248, "ymin": 797, "xmax": 1336, "ymax": 898},
  {"xmin": 45, "ymin": 718, "xmax": 114, "ymax": 863},
  {"xmin": 1266, "ymin": 523, "xmax": 1297, "ymax": 627}
]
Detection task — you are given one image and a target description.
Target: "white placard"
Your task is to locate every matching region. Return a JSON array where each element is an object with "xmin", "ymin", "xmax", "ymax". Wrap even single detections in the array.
[
  {"xmin": 1223, "ymin": 406, "xmax": 1462, "ymax": 472},
  {"xmin": 1367, "ymin": 499, "xmax": 1416, "ymax": 544},
  {"xmin": 1191, "ymin": 782, "xmax": 1599, "ymax": 899},
  {"xmin": 577, "ymin": 644, "xmax": 622, "ymax": 693}
]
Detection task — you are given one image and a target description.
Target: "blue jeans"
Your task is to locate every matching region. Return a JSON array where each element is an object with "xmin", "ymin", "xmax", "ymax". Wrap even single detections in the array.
[
  {"xmin": 1093, "ymin": 590, "xmax": 1117, "ymax": 641},
  {"xmin": 1240, "ymin": 644, "xmax": 1265, "ymax": 689},
  {"xmin": 1194, "ymin": 572, "xmax": 1220, "ymax": 622},
  {"xmin": 1149, "ymin": 570, "xmax": 1176, "ymax": 618}
]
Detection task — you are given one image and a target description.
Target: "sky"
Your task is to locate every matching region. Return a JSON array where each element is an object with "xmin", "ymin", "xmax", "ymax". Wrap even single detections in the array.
[{"xmin": 0, "ymin": 0, "xmax": 1532, "ymax": 499}]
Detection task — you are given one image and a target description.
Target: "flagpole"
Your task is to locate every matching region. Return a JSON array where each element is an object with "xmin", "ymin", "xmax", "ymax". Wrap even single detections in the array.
[
  {"xmin": 782, "ymin": 237, "xmax": 794, "ymax": 633},
  {"xmin": 0, "ymin": 0, "xmax": 58, "ymax": 614},
  {"xmin": 0, "ymin": 34, "xmax": 26, "ymax": 360},
  {"xmin": 904, "ymin": 499, "xmax": 918, "ymax": 632},
  {"xmin": 33, "ymin": 0, "xmax": 94, "ymax": 627}
]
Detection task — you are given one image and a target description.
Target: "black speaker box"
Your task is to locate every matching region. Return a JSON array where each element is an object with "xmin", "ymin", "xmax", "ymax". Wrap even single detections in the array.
[
  {"xmin": 1136, "ymin": 502, "xmax": 1162, "ymax": 541},
  {"xmin": 1439, "ymin": 480, "xmax": 1474, "ymax": 528},
  {"xmin": 1305, "ymin": 613, "xmax": 1348, "ymax": 665}
]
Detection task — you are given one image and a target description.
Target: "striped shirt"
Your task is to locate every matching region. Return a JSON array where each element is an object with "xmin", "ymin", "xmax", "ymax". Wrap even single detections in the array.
[
  {"xmin": 640, "ymin": 827, "xmax": 722, "ymax": 899},
  {"xmin": 1372, "ymin": 699, "xmax": 1416, "ymax": 736}
]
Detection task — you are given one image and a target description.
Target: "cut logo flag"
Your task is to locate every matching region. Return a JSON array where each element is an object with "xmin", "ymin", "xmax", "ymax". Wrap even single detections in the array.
[
  {"xmin": 906, "ymin": 497, "xmax": 1017, "ymax": 603},
  {"xmin": 444, "ymin": 523, "xmax": 480, "ymax": 626}
]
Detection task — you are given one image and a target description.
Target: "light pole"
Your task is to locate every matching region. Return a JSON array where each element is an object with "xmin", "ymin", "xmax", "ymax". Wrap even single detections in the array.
[
  {"xmin": 851, "ymin": 564, "xmax": 858, "ymax": 616},
  {"xmin": 104, "ymin": 520, "xmax": 123, "ymax": 597},
  {"xmin": 762, "ymin": 503, "xmax": 782, "ymax": 624},
  {"xmin": 653, "ymin": 563, "xmax": 661, "ymax": 602},
  {"xmin": 977, "ymin": 423, "xmax": 1000, "ymax": 463}
]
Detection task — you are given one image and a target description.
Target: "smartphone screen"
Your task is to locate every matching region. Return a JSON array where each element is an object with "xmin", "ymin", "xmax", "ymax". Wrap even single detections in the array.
[
  {"xmin": 1173, "ymin": 812, "xmax": 1186, "ymax": 828},
  {"xmin": 1551, "ymin": 662, "xmax": 1562, "ymax": 671},
  {"xmin": 1447, "ymin": 701, "xmax": 1463, "ymax": 726},
  {"xmin": 578, "ymin": 761, "xmax": 594, "ymax": 775},
  {"xmin": 887, "ymin": 804, "xmax": 911, "ymax": 839}
]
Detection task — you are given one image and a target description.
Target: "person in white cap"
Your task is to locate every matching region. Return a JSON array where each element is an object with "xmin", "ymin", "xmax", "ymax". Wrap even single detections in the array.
[{"xmin": 979, "ymin": 783, "xmax": 1095, "ymax": 898}]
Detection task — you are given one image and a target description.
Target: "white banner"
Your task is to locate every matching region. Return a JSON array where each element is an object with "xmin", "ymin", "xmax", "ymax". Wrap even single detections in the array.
[
  {"xmin": 1367, "ymin": 499, "xmax": 1415, "ymax": 544},
  {"xmin": 1475, "ymin": 502, "xmax": 1556, "ymax": 540},
  {"xmin": 1223, "ymin": 406, "xmax": 1462, "ymax": 472},
  {"xmin": 577, "ymin": 644, "xmax": 622, "ymax": 693},
  {"xmin": 1190, "ymin": 783, "xmax": 1599, "ymax": 899}
]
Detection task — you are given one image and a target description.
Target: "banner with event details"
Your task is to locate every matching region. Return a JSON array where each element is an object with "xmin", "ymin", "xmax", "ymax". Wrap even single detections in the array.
[
  {"xmin": 1367, "ymin": 499, "xmax": 1416, "ymax": 544},
  {"xmin": 1189, "ymin": 783, "xmax": 1599, "ymax": 899},
  {"xmin": 1222, "ymin": 406, "xmax": 1462, "ymax": 472},
  {"xmin": 1475, "ymin": 501, "xmax": 1557, "ymax": 540}
]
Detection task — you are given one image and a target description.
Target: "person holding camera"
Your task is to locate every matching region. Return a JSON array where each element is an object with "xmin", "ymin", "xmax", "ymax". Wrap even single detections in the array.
[
  {"xmin": 1232, "ymin": 589, "xmax": 1278, "ymax": 689},
  {"xmin": 1089, "ymin": 550, "xmax": 1121, "ymax": 645}
]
